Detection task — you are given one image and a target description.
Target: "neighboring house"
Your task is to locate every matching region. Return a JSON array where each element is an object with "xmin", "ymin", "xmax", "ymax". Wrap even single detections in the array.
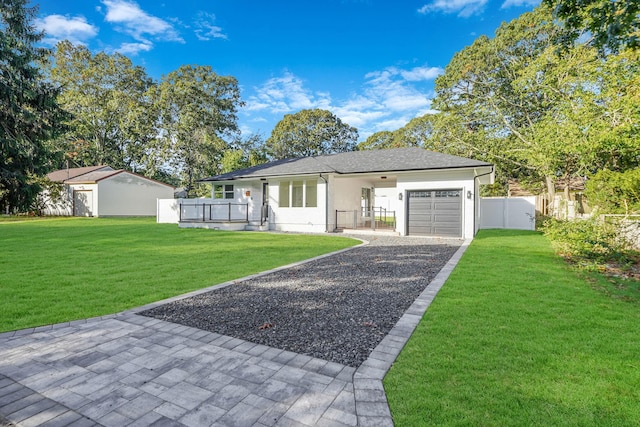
[
  {"xmin": 44, "ymin": 165, "xmax": 174, "ymax": 217},
  {"xmin": 174, "ymin": 148, "xmax": 493, "ymax": 238}
]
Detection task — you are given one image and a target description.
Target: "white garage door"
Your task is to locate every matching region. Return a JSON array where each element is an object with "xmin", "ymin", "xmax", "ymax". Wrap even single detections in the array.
[
  {"xmin": 407, "ymin": 189, "xmax": 462, "ymax": 237},
  {"xmin": 73, "ymin": 190, "xmax": 93, "ymax": 217}
]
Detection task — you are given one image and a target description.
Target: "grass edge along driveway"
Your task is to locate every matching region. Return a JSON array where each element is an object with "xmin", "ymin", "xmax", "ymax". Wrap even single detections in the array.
[
  {"xmin": 385, "ymin": 229, "xmax": 640, "ymax": 426},
  {"xmin": 0, "ymin": 217, "xmax": 358, "ymax": 333}
]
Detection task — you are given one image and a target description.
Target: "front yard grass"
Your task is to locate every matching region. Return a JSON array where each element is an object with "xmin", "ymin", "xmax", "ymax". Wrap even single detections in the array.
[
  {"xmin": 384, "ymin": 229, "xmax": 640, "ymax": 426},
  {"xmin": 0, "ymin": 217, "xmax": 357, "ymax": 333}
]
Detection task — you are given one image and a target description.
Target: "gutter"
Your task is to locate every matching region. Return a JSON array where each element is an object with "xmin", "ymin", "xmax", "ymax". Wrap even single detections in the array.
[{"xmin": 473, "ymin": 165, "xmax": 495, "ymax": 236}]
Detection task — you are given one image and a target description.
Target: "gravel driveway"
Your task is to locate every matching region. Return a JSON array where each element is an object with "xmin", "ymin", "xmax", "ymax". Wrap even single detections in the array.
[{"xmin": 141, "ymin": 235, "xmax": 461, "ymax": 367}]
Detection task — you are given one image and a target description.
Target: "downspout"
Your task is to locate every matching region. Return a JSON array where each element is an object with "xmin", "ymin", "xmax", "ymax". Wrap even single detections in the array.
[
  {"xmin": 319, "ymin": 173, "xmax": 329, "ymax": 232},
  {"xmin": 473, "ymin": 166, "xmax": 495, "ymax": 236}
]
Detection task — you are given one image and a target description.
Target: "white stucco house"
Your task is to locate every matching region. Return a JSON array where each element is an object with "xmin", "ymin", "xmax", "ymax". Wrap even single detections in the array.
[
  {"xmin": 169, "ymin": 148, "xmax": 494, "ymax": 239},
  {"xmin": 44, "ymin": 165, "xmax": 174, "ymax": 217}
]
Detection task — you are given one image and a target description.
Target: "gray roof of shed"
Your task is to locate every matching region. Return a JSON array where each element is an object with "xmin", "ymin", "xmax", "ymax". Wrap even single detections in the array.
[
  {"xmin": 200, "ymin": 147, "xmax": 492, "ymax": 182},
  {"xmin": 47, "ymin": 165, "xmax": 113, "ymax": 182}
]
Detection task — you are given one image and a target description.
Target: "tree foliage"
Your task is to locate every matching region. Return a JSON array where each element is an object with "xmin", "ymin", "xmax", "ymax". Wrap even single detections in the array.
[
  {"xmin": 153, "ymin": 64, "xmax": 242, "ymax": 195},
  {"xmin": 50, "ymin": 41, "xmax": 155, "ymax": 171},
  {"xmin": 427, "ymin": 5, "xmax": 639, "ymax": 199},
  {"xmin": 266, "ymin": 109, "xmax": 358, "ymax": 159},
  {"xmin": 544, "ymin": 0, "xmax": 640, "ymax": 53},
  {"xmin": 585, "ymin": 169, "xmax": 640, "ymax": 215},
  {"xmin": 220, "ymin": 134, "xmax": 268, "ymax": 173},
  {"xmin": 357, "ymin": 131, "xmax": 396, "ymax": 150},
  {"xmin": 0, "ymin": 0, "xmax": 66, "ymax": 213}
]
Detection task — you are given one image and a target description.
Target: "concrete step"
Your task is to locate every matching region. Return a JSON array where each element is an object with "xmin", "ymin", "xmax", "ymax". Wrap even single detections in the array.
[{"xmin": 245, "ymin": 224, "xmax": 269, "ymax": 231}]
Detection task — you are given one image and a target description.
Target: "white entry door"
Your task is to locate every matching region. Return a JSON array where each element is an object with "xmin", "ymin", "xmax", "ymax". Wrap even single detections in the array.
[{"xmin": 73, "ymin": 190, "xmax": 93, "ymax": 216}]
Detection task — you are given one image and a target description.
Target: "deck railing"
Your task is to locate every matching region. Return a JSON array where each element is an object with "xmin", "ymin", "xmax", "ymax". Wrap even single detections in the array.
[{"xmin": 179, "ymin": 202, "xmax": 249, "ymax": 223}]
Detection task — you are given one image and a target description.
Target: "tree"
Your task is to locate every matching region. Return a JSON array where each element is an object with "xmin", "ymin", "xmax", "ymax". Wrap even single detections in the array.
[
  {"xmin": 357, "ymin": 131, "xmax": 396, "ymax": 150},
  {"xmin": 50, "ymin": 41, "xmax": 156, "ymax": 172},
  {"xmin": 544, "ymin": 0, "xmax": 640, "ymax": 53},
  {"xmin": 220, "ymin": 134, "xmax": 268, "ymax": 173},
  {"xmin": 585, "ymin": 169, "xmax": 640, "ymax": 214},
  {"xmin": 432, "ymin": 4, "xmax": 639, "ymax": 205},
  {"xmin": 265, "ymin": 109, "xmax": 358, "ymax": 159},
  {"xmin": 0, "ymin": 0, "xmax": 67, "ymax": 213},
  {"xmin": 154, "ymin": 64, "xmax": 242, "ymax": 195}
]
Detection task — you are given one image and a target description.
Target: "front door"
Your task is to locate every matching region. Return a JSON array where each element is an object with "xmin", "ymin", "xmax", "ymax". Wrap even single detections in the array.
[
  {"xmin": 361, "ymin": 187, "xmax": 372, "ymax": 217},
  {"xmin": 261, "ymin": 182, "xmax": 269, "ymax": 225}
]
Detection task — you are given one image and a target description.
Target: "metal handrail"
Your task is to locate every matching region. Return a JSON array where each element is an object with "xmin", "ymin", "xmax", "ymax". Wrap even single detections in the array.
[
  {"xmin": 336, "ymin": 208, "xmax": 396, "ymax": 230},
  {"xmin": 179, "ymin": 202, "xmax": 249, "ymax": 223}
]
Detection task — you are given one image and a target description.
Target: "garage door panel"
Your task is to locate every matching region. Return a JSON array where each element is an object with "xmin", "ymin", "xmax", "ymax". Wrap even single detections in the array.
[{"xmin": 407, "ymin": 189, "xmax": 461, "ymax": 237}]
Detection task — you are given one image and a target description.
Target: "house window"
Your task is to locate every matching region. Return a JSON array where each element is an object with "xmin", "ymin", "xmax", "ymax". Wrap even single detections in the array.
[
  {"xmin": 279, "ymin": 181, "xmax": 290, "ymax": 207},
  {"xmin": 292, "ymin": 181, "xmax": 304, "ymax": 207},
  {"xmin": 214, "ymin": 184, "xmax": 234, "ymax": 199},
  {"xmin": 305, "ymin": 181, "xmax": 317, "ymax": 207},
  {"xmin": 279, "ymin": 180, "xmax": 318, "ymax": 208}
]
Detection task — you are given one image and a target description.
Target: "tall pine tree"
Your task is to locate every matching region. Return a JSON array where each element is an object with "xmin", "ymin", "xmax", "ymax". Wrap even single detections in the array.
[{"xmin": 0, "ymin": 0, "xmax": 66, "ymax": 213}]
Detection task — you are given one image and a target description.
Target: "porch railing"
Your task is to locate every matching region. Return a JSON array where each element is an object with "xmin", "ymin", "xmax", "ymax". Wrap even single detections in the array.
[
  {"xmin": 179, "ymin": 202, "xmax": 249, "ymax": 223},
  {"xmin": 335, "ymin": 207, "xmax": 396, "ymax": 231}
]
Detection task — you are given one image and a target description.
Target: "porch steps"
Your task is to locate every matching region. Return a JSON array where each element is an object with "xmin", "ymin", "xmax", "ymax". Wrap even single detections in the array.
[{"xmin": 245, "ymin": 224, "xmax": 269, "ymax": 231}]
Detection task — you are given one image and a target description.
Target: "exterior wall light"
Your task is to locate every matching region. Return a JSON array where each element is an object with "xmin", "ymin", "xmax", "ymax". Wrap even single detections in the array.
[
  {"xmin": 398, "ymin": 192, "xmax": 403, "ymax": 201},
  {"xmin": 467, "ymin": 190, "xmax": 473, "ymax": 199}
]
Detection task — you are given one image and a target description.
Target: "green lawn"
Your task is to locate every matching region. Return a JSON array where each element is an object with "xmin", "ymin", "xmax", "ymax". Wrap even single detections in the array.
[
  {"xmin": 385, "ymin": 229, "xmax": 640, "ymax": 426},
  {"xmin": 0, "ymin": 217, "xmax": 357, "ymax": 333}
]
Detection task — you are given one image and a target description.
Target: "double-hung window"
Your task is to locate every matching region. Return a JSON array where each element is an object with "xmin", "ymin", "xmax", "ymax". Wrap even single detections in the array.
[{"xmin": 214, "ymin": 184, "xmax": 234, "ymax": 199}]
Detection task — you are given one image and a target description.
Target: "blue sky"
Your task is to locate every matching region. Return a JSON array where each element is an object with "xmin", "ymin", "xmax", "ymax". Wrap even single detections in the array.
[{"xmin": 35, "ymin": 0, "xmax": 540, "ymax": 141}]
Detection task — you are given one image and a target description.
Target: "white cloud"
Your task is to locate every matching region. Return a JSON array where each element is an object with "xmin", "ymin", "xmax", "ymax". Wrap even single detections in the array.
[
  {"xmin": 399, "ymin": 66, "xmax": 444, "ymax": 81},
  {"xmin": 115, "ymin": 42, "xmax": 153, "ymax": 55},
  {"xmin": 245, "ymin": 72, "xmax": 330, "ymax": 113},
  {"xmin": 501, "ymin": 0, "xmax": 540, "ymax": 8},
  {"xmin": 363, "ymin": 66, "xmax": 434, "ymax": 112},
  {"xmin": 417, "ymin": 0, "xmax": 488, "ymax": 17},
  {"xmin": 36, "ymin": 15, "xmax": 98, "ymax": 45},
  {"xmin": 102, "ymin": 0, "xmax": 183, "ymax": 43},
  {"xmin": 194, "ymin": 12, "xmax": 227, "ymax": 41},
  {"xmin": 244, "ymin": 65, "xmax": 438, "ymax": 138}
]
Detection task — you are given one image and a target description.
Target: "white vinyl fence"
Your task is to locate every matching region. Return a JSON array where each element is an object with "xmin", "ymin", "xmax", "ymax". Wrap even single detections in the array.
[
  {"xmin": 480, "ymin": 196, "xmax": 536, "ymax": 230},
  {"xmin": 157, "ymin": 199, "xmax": 179, "ymax": 223}
]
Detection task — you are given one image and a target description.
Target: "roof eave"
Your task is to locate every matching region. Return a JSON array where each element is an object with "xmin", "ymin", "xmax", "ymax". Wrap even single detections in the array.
[{"xmin": 199, "ymin": 163, "xmax": 493, "ymax": 182}]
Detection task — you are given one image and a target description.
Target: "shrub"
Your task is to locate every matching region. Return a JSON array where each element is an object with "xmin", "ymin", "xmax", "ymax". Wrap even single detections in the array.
[
  {"xmin": 543, "ymin": 217, "xmax": 632, "ymax": 266},
  {"xmin": 585, "ymin": 169, "xmax": 640, "ymax": 214}
]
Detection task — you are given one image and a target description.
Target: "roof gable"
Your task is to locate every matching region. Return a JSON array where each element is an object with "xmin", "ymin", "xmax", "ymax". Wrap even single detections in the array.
[
  {"xmin": 200, "ymin": 148, "xmax": 492, "ymax": 182},
  {"xmin": 47, "ymin": 166, "xmax": 174, "ymax": 188}
]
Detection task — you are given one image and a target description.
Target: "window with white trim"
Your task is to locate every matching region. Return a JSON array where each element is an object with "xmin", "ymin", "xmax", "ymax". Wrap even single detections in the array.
[
  {"xmin": 214, "ymin": 184, "xmax": 234, "ymax": 199},
  {"xmin": 279, "ymin": 180, "xmax": 317, "ymax": 208}
]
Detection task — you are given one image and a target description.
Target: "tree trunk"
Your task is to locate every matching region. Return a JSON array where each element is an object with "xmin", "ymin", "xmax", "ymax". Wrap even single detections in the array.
[{"xmin": 546, "ymin": 176, "xmax": 556, "ymax": 218}]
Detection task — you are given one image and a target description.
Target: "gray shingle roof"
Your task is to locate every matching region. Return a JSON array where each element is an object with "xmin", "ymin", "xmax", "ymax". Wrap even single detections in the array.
[
  {"xmin": 200, "ymin": 148, "xmax": 492, "ymax": 182},
  {"xmin": 47, "ymin": 165, "xmax": 113, "ymax": 182}
]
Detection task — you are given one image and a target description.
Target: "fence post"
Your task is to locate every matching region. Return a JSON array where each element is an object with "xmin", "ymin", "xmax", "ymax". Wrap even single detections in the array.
[{"xmin": 179, "ymin": 203, "xmax": 182, "ymax": 222}]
